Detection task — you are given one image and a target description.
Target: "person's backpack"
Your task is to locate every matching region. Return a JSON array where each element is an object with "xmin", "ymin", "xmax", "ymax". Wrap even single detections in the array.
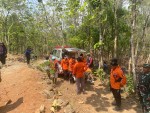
[{"xmin": 120, "ymin": 74, "xmax": 127, "ymax": 87}]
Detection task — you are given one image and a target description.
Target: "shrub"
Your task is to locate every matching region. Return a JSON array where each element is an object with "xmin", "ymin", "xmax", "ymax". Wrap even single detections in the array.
[
  {"xmin": 94, "ymin": 68, "xmax": 106, "ymax": 82},
  {"xmin": 125, "ymin": 74, "xmax": 134, "ymax": 94}
]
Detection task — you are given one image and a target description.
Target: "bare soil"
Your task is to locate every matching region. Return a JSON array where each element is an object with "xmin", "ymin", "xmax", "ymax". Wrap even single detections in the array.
[{"xmin": 0, "ymin": 55, "xmax": 142, "ymax": 113}]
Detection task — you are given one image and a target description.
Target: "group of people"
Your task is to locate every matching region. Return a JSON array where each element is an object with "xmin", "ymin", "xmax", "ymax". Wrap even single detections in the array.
[
  {"xmin": 45, "ymin": 56, "xmax": 126, "ymax": 111},
  {"xmin": 44, "ymin": 52, "xmax": 150, "ymax": 112},
  {"xmin": 44, "ymin": 53, "xmax": 94, "ymax": 94},
  {"xmin": 0, "ymin": 42, "xmax": 149, "ymax": 112},
  {"xmin": 0, "ymin": 43, "xmax": 33, "ymax": 66}
]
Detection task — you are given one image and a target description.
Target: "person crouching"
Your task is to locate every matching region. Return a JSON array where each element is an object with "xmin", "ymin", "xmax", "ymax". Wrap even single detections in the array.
[{"xmin": 73, "ymin": 57, "xmax": 86, "ymax": 94}]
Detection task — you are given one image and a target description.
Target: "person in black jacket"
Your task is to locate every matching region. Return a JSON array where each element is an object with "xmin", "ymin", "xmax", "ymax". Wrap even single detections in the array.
[
  {"xmin": 25, "ymin": 47, "xmax": 32, "ymax": 64},
  {"xmin": 0, "ymin": 42, "xmax": 7, "ymax": 65}
]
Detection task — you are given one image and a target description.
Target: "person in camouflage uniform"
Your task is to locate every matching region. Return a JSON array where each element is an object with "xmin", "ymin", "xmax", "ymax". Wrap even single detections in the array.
[{"xmin": 137, "ymin": 64, "xmax": 150, "ymax": 113}]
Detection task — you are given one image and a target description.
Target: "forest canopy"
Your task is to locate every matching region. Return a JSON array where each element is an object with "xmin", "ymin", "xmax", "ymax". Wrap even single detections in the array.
[{"xmin": 0, "ymin": 0, "xmax": 149, "ymax": 65}]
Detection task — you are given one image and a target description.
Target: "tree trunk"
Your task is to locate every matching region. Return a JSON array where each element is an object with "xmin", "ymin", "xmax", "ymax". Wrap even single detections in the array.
[
  {"xmin": 142, "ymin": 15, "xmax": 149, "ymax": 49},
  {"xmin": 146, "ymin": 54, "xmax": 150, "ymax": 63},
  {"xmin": 128, "ymin": 57, "xmax": 132, "ymax": 75},
  {"xmin": 113, "ymin": 0, "xmax": 118, "ymax": 58},
  {"xmin": 135, "ymin": 14, "xmax": 149, "ymax": 64},
  {"xmin": 98, "ymin": 26, "xmax": 103, "ymax": 69},
  {"xmin": 130, "ymin": 0, "xmax": 137, "ymax": 90}
]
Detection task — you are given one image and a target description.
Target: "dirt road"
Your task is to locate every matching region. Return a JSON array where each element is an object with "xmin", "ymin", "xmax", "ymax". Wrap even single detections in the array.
[{"xmin": 0, "ymin": 59, "xmax": 142, "ymax": 113}]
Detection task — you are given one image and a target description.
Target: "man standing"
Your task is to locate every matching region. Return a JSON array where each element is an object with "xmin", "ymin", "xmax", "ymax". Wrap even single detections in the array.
[
  {"xmin": 0, "ymin": 42, "xmax": 7, "ymax": 65},
  {"xmin": 73, "ymin": 57, "xmax": 86, "ymax": 94},
  {"xmin": 137, "ymin": 64, "xmax": 150, "ymax": 113},
  {"xmin": 69, "ymin": 56, "xmax": 76, "ymax": 83},
  {"xmin": 110, "ymin": 58, "xmax": 124, "ymax": 111},
  {"xmin": 25, "ymin": 47, "xmax": 32, "ymax": 65},
  {"xmin": 61, "ymin": 55, "xmax": 69, "ymax": 80}
]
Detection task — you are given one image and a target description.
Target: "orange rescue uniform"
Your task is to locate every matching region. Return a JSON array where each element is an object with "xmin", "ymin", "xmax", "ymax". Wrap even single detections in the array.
[
  {"xmin": 69, "ymin": 58, "xmax": 76, "ymax": 72},
  {"xmin": 73, "ymin": 62, "xmax": 86, "ymax": 78},
  {"xmin": 110, "ymin": 66, "xmax": 124, "ymax": 89},
  {"xmin": 61, "ymin": 58, "xmax": 69, "ymax": 70}
]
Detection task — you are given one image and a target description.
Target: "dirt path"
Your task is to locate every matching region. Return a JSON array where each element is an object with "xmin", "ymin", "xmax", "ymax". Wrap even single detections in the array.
[
  {"xmin": 0, "ymin": 61, "xmax": 50, "ymax": 113},
  {"xmin": 0, "ymin": 58, "xmax": 142, "ymax": 113}
]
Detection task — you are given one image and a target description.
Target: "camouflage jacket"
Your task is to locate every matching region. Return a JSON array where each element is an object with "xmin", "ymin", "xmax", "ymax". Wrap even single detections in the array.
[{"xmin": 137, "ymin": 72, "xmax": 150, "ymax": 97}]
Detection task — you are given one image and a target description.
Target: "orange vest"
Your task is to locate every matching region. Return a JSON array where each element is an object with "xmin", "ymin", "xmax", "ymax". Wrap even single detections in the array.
[
  {"xmin": 61, "ymin": 58, "xmax": 69, "ymax": 70},
  {"xmin": 110, "ymin": 66, "xmax": 123, "ymax": 89},
  {"xmin": 73, "ymin": 62, "xmax": 86, "ymax": 78},
  {"xmin": 69, "ymin": 58, "xmax": 76, "ymax": 72}
]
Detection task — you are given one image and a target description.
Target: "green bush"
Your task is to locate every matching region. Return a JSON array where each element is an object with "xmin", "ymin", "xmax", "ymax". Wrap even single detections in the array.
[
  {"xmin": 40, "ymin": 61, "xmax": 50, "ymax": 67},
  {"xmin": 39, "ymin": 61, "xmax": 55, "ymax": 74},
  {"xmin": 125, "ymin": 74, "xmax": 134, "ymax": 94},
  {"xmin": 94, "ymin": 68, "xmax": 106, "ymax": 82}
]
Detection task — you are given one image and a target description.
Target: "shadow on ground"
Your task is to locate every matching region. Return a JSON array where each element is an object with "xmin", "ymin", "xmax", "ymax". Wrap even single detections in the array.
[
  {"xmin": 85, "ymin": 85, "xmax": 110, "ymax": 112},
  {"xmin": 85, "ymin": 82, "xmax": 142, "ymax": 113},
  {"xmin": 0, "ymin": 97, "xmax": 23, "ymax": 113}
]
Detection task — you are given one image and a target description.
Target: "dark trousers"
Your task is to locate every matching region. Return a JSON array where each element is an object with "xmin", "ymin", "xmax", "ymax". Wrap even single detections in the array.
[
  {"xmin": 0, "ymin": 55, "xmax": 6, "ymax": 64},
  {"xmin": 76, "ymin": 77, "xmax": 85, "ymax": 93},
  {"xmin": 69, "ymin": 71, "xmax": 75, "ymax": 83},
  {"xmin": 26, "ymin": 56, "xmax": 30, "ymax": 64},
  {"xmin": 63, "ymin": 70, "xmax": 69, "ymax": 80},
  {"xmin": 111, "ymin": 88, "xmax": 121, "ymax": 107}
]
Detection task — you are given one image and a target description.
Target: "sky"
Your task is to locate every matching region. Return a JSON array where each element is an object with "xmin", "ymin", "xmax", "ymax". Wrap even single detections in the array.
[
  {"xmin": 27, "ymin": 0, "xmax": 38, "ymax": 6},
  {"xmin": 26, "ymin": 0, "xmax": 49, "ymax": 10},
  {"xmin": 27, "ymin": 0, "xmax": 48, "ymax": 4}
]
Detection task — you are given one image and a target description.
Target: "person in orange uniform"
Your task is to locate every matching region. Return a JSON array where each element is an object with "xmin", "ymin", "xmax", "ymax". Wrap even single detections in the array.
[
  {"xmin": 73, "ymin": 57, "xmax": 86, "ymax": 94},
  {"xmin": 110, "ymin": 58, "xmax": 124, "ymax": 111},
  {"xmin": 61, "ymin": 55, "xmax": 69, "ymax": 80},
  {"xmin": 69, "ymin": 56, "xmax": 76, "ymax": 83},
  {"xmin": 69, "ymin": 56, "xmax": 76, "ymax": 72},
  {"xmin": 80, "ymin": 53, "xmax": 86, "ymax": 64}
]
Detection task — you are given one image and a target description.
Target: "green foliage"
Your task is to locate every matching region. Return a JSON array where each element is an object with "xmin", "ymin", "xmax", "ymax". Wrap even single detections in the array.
[
  {"xmin": 68, "ymin": 36, "xmax": 84, "ymax": 48},
  {"xmin": 94, "ymin": 41, "xmax": 104, "ymax": 50},
  {"xmin": 79, "ymin": 2, "xmax": 87, "ymax": 12},
  {"xmin": 0, "ymin": 0, "xmax": 149, "ymax": 78},
  {"xmin": 125, "ymin": 74, "xmax": 135, "ymax": 94},
  {"xmin": 94, "ymin": 68, "xmax": 106, "ymax": 82},
  {"xmin": 40, "ymin": 61, "xmax": 55, "ymax": 74},
  {"xmin": 40, "ymin": 61, "xmax": 50, "ymax": 67}
]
